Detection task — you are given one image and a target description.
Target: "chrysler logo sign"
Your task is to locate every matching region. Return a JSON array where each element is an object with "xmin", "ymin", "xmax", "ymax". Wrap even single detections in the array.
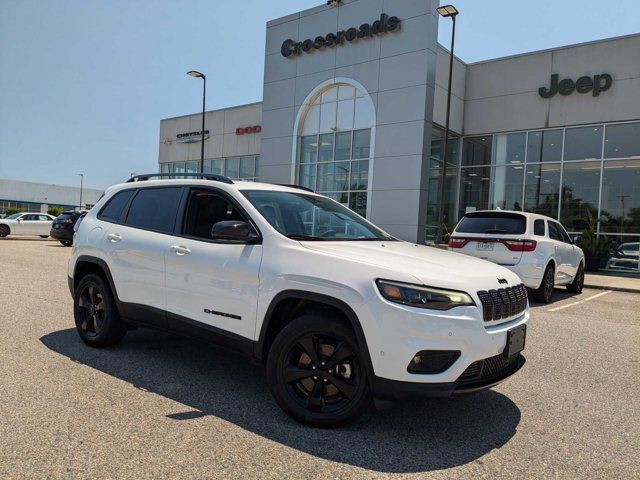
[
  {"xmin": 281, "ymin": 13, "xmax": 400, "ymax": 58},
  {"xmin": 176, "ymin": 130, "xmax": 210, "ymax": 143}
]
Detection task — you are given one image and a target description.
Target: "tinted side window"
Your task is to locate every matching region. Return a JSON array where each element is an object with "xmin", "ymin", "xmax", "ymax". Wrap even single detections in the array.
[
  {"xmin": 534, "ymin": 219, "xmax": 546, "ymax": 236},
  {"xmin": 23, "ymin": 214, "xmax": 38, "ymax": 221},
  {"xmin": 125, "ymin": 187, "xmax": 182, "ymax": 234},
  {"xmin": 183, "ymin": 190, "xmax": 248, "ymax": 240},
  {"xmin": 556, "ymin": 223, "xmax": 572, "ymax": 243},
  {"xmin": 38, "ymin": 215, "xmax": 50, "ymax": 221},
  {"xmin": 99, "ymin": 190, "xmax": 136, "ymax": 223},
  {"xmin": 548, "ymin": 221, "xmax": 562, "ymax": 241}
]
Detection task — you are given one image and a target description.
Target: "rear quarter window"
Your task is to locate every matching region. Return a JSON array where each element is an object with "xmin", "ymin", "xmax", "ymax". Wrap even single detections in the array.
[
  {"xmin": 98, "ymin": 189, "xmax": 136, "ymax": 223},
  {"xmin": 534, "ymin": 219, "xmax": 546, "ymax": 236},
  {"xmin": 456, "ymin": 214, "xmax": 526, "ymax": 235}
]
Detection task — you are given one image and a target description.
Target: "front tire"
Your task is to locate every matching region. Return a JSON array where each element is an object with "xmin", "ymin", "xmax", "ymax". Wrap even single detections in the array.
[
  {"xmin": 266, "ymin": 314, "xmax": 371, "ymax": 428},
  {"xmin": 60, "ymin": 240, "xmax": 73, "ymax": 247},
  {"xmin": 531, "ymin": 263, "xmax": 555, "ymax": 303},
  {"xmin": 40, "ymin": 235, "xmax": 49, "ymax": 238},
  {"xmin": 73, "ymin": 273, "xmax": 126, "ymax": 347},
  {"xmin": 566, "ymin": 262, "xmax": 585, "ymax": 294},
  {"xmin": 0, "ymin": 224, "xmax": 9, "ymax": 237}
]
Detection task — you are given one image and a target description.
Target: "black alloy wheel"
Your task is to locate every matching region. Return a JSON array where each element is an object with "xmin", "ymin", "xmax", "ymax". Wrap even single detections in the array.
[
  {"xmin": 267, "ymin": 315, "xmax": 371, "ymax": 427},
  {"xmin": 532, "ymin": 264, "xmax": 555, "ymax": 303},
  {"xmin": 284, "ymin": 334, "xmax": 360, "ymax": 414},
  {"xmin": 73, "ymin": 273, "xmax": 126, "ymax": 347},
  {"xmin": 0, "ymin": 225, "xmax": 9, "ymax": 237},
  {"xmin": 567, "ymin": 262, "xmax": 585, "ymax": 293},
  {"xmin": 77, "ymin": 284, "xmax": 106, "ymax": 338}
]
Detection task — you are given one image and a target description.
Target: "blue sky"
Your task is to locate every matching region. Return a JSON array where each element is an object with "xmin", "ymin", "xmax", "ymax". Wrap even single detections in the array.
[{"xmin": 1, "ymin": 0, "xmax": 639, "ymax": 189}]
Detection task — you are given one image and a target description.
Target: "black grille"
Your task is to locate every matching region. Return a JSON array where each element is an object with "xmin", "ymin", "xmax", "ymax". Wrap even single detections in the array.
[
  {"xmin": 477, "ymin": 284, "xmax": 528, "ymax": 322},
  {"xmin": 456, "ymin": 353, "xmax": 523, "ymax": 383}
]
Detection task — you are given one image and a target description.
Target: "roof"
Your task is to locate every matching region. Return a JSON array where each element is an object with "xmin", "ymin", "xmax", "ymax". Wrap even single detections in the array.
[
  {"xmin": 464, "ymin": 210, "xmax": 556, "ymax": 221},
  {"xmin": 106, "ymin": 178, "xmax": 318, "ymax": 196}
]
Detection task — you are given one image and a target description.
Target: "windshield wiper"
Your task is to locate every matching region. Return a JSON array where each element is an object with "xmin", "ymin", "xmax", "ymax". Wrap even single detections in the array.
[{"xmin": 286, "ymin": 234, "xmax": 327, "ymax": 241}]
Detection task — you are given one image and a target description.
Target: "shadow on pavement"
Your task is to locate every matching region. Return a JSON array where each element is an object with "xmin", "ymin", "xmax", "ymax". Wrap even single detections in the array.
[{"xmin": 41, "ymin": 327, "xmax": 521, "ymax": 473}]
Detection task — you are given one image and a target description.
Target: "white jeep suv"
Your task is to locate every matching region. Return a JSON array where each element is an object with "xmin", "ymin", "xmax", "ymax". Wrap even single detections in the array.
[
  {"xmin": 449, "ymin": 211, "xmax": 585, "ymax": 303},
  {"xmin": 68, "ymin": 174, "xmax": 530, "ymax": 427}
]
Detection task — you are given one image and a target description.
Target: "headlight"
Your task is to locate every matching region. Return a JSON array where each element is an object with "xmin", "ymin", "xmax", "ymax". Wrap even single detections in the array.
[{"xmin": 376, "ymin": 280, "xmax": 475, "ymax": 311}]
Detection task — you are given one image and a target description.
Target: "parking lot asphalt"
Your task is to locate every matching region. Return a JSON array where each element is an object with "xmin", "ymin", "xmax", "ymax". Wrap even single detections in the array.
[{"xmin": 1, "ymin": 238, "xmax": 638, "ymax": 479}]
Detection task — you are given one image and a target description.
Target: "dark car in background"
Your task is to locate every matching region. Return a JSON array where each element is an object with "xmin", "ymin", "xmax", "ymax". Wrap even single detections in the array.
[{"xmin": 50, "ymin": 211, "xmax": 85, "ymax": 246}]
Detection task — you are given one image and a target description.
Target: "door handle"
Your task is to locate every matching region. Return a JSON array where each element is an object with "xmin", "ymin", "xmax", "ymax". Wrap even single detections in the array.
[
  {"xmin": 107, "ymin": 233, "xmax": 122, "ymax": 243},
  {"xmin": 170, "ymin": 245, "xmax": 191, "ymax": 256}
]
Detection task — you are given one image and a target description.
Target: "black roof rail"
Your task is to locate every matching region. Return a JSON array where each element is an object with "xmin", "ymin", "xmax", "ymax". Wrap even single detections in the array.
[
  {"xmin": 126, "ymin": 173, "xmax": 234, "ymax": 184},
  {"xmin": 277, "ymin": 184, "xmax": 315, "ymax": 193}
]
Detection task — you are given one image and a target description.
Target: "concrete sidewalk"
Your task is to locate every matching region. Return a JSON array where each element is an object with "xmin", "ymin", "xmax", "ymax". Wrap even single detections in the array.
[{"xmin": 584, "ymin": 271, "xmax": 640, "ymax": 293}]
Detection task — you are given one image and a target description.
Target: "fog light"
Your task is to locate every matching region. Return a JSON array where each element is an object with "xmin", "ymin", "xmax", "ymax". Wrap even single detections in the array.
[{"xmin": 407, "ymin": 350, "xmax": 461, "ymax": 374}]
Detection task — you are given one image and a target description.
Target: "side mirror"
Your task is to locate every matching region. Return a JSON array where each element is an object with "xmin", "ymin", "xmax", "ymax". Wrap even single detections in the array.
[
  {"xmin": 211, "ymin": 221, "xmax": 259, "ymax": 243},
  {"xmin": 16, "ymin": 218, "xmax": 22, "ymax": 222}
]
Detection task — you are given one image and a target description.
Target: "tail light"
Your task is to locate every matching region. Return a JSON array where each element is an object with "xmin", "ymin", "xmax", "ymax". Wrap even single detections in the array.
[
  {"xmin": 63, "ymin": 218, "xmax": 74, "ymax": 224},
  {"xmin": 503, "ymin": 240, "xmax": 537, "ymax": 252},
  {"xmin": 449, "ymin": 237, "xmax": 468, "ymax": 248}
]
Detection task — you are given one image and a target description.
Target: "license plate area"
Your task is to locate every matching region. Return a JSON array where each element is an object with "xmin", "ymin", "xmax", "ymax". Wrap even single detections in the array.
[
  {"xmin": 503, "ymin": 325, "xmax": 526, "ymax": 358},
  {"xmin": 476, "ymin": 241, "xmax": 494, "ymax": 251}
]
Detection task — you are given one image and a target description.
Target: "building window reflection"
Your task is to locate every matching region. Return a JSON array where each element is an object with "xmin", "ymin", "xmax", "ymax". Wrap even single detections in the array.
[
  {"xmin": 296, "ymin": 83, "xmax": 375, "ymax": 217},
  {"xmin": 560, "ymin": 161, "xmax": 601, "ymax": 232},
  {"xmin": 159, "ymin": 155, "xmax": 260, "ymax": 182}
]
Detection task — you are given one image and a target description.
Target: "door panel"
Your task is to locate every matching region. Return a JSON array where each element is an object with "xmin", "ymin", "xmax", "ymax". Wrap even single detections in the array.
[
  {"xmin": 164, "ymin": 239, "xmax": 262, "ymax": 339},
  {"xmin": 164, "ymin": 187, "xmax": 262, "ymax": 340},
  {"xmin": 103, "ymin": 224, "xmax": 168, "ymax": 310},
  {"xmin": 21, "ymin": 215, "xmax": 40, "ymax": 235}
]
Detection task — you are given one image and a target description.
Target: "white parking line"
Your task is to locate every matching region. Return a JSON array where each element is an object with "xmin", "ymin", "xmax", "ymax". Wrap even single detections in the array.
[{"xmin": 548, "ymin": 290, "xmax": 612, "ymax": 312}]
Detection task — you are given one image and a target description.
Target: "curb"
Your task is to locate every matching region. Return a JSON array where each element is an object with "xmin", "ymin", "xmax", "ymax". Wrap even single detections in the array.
[{"xmin": 583, "ymin": 283, "xmax": 640, "ymax": 294}]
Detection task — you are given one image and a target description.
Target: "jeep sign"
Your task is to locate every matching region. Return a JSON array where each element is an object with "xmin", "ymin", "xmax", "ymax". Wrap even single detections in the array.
[{"xmin": 539, "ymin": 73, "xmax": 612, "ymax": 98}]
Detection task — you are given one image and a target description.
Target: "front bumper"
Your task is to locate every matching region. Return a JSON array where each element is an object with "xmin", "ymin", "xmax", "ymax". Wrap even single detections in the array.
[
  {"xmin": 355, "ymin": 290, "xmax": 530, "ymax": 386},
  {"xmin": 371, "ymin": 353, "xmax": 525, "ymax": 400}
]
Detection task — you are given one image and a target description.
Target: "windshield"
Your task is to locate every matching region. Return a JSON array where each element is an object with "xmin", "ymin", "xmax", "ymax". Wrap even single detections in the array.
[
  {"xmin": 242, "ymin": 190, "xmax": 394, "ymax": 241},
  {"xmin": 5, "ymin": 213, "xmax": 22, "ymax": 220}
]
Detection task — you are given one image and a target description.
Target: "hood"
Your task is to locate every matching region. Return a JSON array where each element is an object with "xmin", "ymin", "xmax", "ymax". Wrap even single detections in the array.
[{"xmin": 299, "ymin": 241, "xmax": 523, "ymax": 292}]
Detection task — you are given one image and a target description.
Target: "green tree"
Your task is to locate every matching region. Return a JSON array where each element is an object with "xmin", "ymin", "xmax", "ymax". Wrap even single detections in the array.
[
  {"xmin": 47, "ymin": 205, "xmax": 63, "ymax": 217},
  {"xmin": 4, "ymin": 207, "xmax": 20, "ymax": 217}
]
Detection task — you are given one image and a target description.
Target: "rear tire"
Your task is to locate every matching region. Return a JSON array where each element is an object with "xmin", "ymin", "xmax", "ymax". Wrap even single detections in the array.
[
  {"xmin": 531, "ymin": 264, "xmax": 555, "ymax": 303},
  {"xmin": 73, "ymin": 273, "xmax": 126, "ymax": 347},
  {"xmin": 266, "ymin": 314, "xmax": 371, "ymax": 428},
  {"xmin": 0, "ymin": 225, "xmax": 9, "ymax": 237},
  {"xmin": 40, "ymin": 235, "xmax": 49, "ymax": 238},
  {"xmin": 566, "ymin": 262, "xmax": 585, "ymax": 294},
  {"xmin": 60, "ymin": 240, "xmax": 72, "ymax": 247}
]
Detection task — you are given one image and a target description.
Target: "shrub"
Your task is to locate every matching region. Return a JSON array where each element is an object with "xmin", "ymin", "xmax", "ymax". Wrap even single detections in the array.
[
  {"xmin": 47, "ymin": 205, "xmax": 63, "ymax": 217},
  {"xmin": 4, "ymin": 207, "xmax": 20, "ymax": 217}
]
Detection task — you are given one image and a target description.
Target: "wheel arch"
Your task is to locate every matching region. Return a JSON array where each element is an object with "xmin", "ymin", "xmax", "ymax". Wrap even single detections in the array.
[
  {"xmin": 73, "ymin": 255, "xmax": 120, "ymax": 304},
  {"xmin": 255, "ymin": 290, "xmax": 375, "ymax": 380}
]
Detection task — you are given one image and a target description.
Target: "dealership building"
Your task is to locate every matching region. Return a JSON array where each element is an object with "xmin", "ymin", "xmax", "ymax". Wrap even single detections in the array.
[
  {"xmin": 0, "ymin": 179, "xmax": 103, "ymax": 217},
  {"xmin": 158, "ymin": 0, "xmax": 640, "ymax": 259}
]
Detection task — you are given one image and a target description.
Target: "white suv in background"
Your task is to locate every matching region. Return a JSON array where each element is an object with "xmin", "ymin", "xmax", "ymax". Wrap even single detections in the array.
[
  {"xmin": 449, "ymin": 211, "xmax": 585, "ymax": 303},
  {"xmin": 68, "ymin": 174, "xmax": 530, "ymax": 427},
  {"xmin": 0, "ymin": 212, "xmax": 55, "ymax": 238}
]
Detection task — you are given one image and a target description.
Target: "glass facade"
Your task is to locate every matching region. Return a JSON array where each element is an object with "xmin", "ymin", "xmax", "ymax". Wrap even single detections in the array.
[
  {"xmin": 297, "ymin": 84, "xmax": 375, "ymax": 217},
  {"xmin": 160, "ymin": 155, "xmax": 260, "ymax": 182},
  {"xmin": 425, "ymin": 120, "xmax": 640, "ymax": 272}
]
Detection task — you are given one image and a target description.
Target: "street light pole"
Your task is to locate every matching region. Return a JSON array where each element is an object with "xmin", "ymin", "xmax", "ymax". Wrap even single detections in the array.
[
  {"xmin": 187, "ymin": 70, "xmax": 207, "ymax": 174},
  {"xmin": 435, "ymin": 5, "xmax": 459, "ymax": 245},
  {"xmin": 77, "ymin": 173, "xmax": 84, "ymax": 210}
]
